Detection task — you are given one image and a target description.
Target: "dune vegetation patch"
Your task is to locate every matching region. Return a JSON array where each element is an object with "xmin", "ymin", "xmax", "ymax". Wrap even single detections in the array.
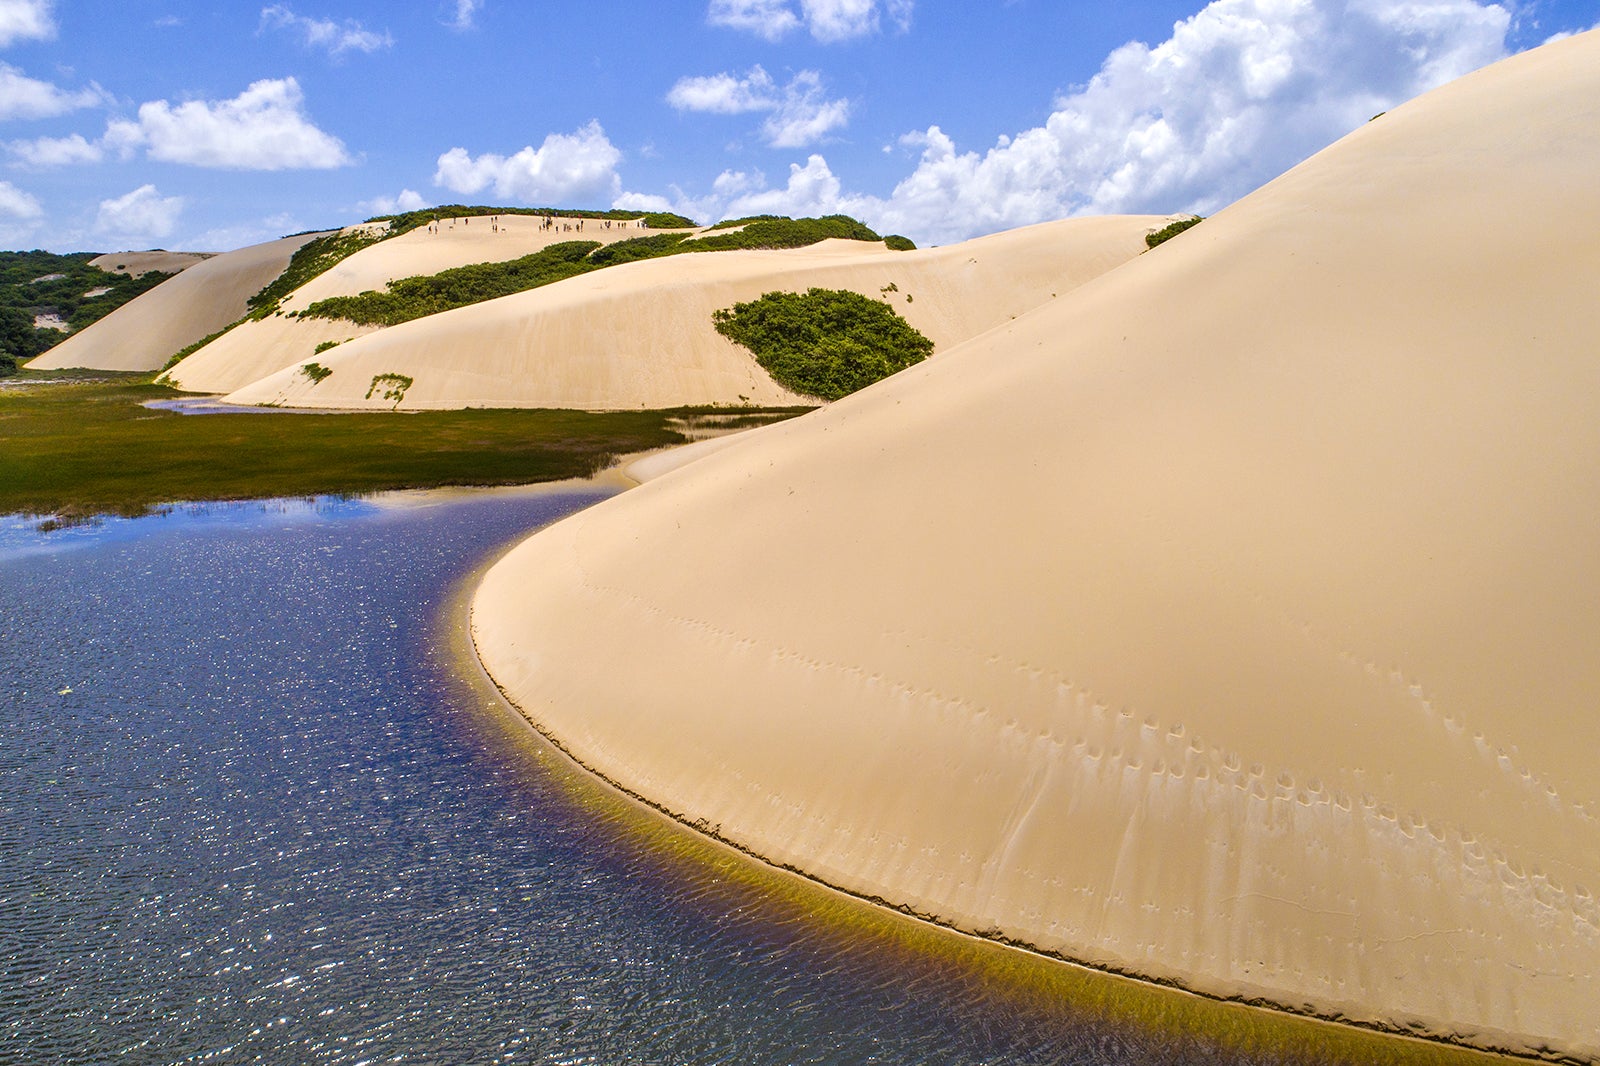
[
  {"xmin": 1145, "ymin": 216, "xmax": 1203, "ymax": 249},
  {"xmin": 300, "ymin": 216, "xmax": 912, "ymax": 330},
  {"xmin": 712, "ymin": 288, "xmax": 934, "ymax": 401},
  {"xmin": 2, "ymin": 251, "xmax": 178, "ymax": 373},
  {"xmin": 0, "ymin": 375, "xmax": 808, "ymax": 518}
]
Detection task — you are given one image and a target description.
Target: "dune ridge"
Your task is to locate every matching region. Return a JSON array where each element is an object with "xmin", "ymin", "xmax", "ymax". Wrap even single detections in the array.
[
  {"xmin": 166, "ymin": 214, "xmax": 686, "ymax": 396},
  {"xmin": 218, "ymin": 216, "xmax": 1159, "ymax": 410},
  {"xmin": 29, "ymin": 233, "xmax": 326, "ymax": 372},
  {"xmin": 472, "ymin": 31, "xmax": 1600, "ymax": 1061}
]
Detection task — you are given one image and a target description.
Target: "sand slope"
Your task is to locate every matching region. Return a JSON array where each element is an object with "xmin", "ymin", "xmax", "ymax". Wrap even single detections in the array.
[
  {"xmin": 218, "ymin": 216, "xmax": 1158, "ymax": 410},
  {"xmin": 30, "ymin": 234, "xmax": 325, "ymax": 372},
  {"xmin": 472, "ymin": 32, "xmax": 1600, "ymax": 1061},
  {"xmin": 89, "ymin": 251, "xmax": 211, "ymax": 276},
  {"xmin": 166, "ymin": 215, "xmax": 688, "ymax": 396}
]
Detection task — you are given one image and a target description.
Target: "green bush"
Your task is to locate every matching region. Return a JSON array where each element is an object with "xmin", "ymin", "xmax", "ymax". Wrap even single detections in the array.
[
  {"xmin": 313, "ymin": 340, "xmax": 340, "ymax": 354},
  {"xmin": 0, "ymin": 351, "xmax": 16, "ymax": 377},
  {"xmin": 883, "ymin": 234, "xmax": 917, "ymax": 251},
  {"xmin": 1145, "ymin": 216, "xmax": 1203, "ymax": 249},
  {"xmin": 366, "ymin": 372, "xmax": 413, "ymax": 404},
  {"xmin": 689, "ymin": 215, "xmax": 884, "ymax": 252},
  {"xmin": 585, "ymin": 232, "xmax": 693, "ymax": 266},
  {"xmin": 300, "ymin": 361, "xmax": 333, "ymax": 384},
  {"xmin": 712, "ymin": 288, "xmax": 934, "ymax": 400},
  {"xmin": 0, "ymin": 251, "xmax": 175, "ymax": 362}
]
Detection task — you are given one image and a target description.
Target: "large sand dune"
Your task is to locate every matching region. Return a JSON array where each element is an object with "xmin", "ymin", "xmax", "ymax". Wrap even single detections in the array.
[
  {"xmin": 30, "ymin": 233, "xmax": 325, "ymax": 372},
  {"xmin": 89, "ymin": 250, "xmax": 211, "ymax": 277},
  {"xmin": 166, "ymin": 215, "xmax": 689, "ymax": 395},
  {"xmin": 472, "ymin": 31, "xmax": 1600, "ymax": 1061},
  {"xmin": 219, "ymin": 216, "xmax": 1158, "ymax": 410}
]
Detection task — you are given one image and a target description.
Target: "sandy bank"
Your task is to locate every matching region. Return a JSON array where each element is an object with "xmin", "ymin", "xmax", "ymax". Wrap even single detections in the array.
[
  {"xmin": 471, "ymin": 31, "xmax": 1600, "ymax": 1062},
  {"xmin": 217, "ymin": 216, "xmax": 1158, "ymax": 411},
  {"xmin": 31, "ymin": 233, "xmax": 327, "ymax": 373},
  {"xmin": 89, "ymin": 250, "xmax": 211, "ymax": 277}
]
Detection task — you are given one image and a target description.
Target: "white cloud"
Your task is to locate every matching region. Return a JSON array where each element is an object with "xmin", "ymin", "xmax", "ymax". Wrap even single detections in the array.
[
  {"xmin": 0, "ymin": 62, "xmax": 108, "ymax": 121},
  {"xmin": 434, "ymin": 120, "xmax": 622, "ymax": 204},
  {"xmin": 667, "ymin": 66, "xmax": 850, "ymax": 148},
  {"xmin": 109, "ymin": 77, "xmax": 352, "ymax": 170},
  {"xmin": 0, "ymin": 0, "xmax": 54, "ymax": 47},
  {"xmin": 260, "ymin": 5, "xmax": 393, "ymax": 56},
  {"xmin": 670, "ymin": 0, "xmax": 1512, "ymax": 245},
  {"xmin": 447, "ymin": 0, "xmax": 481, "ymax": 30},
  {"xmin": 0, "ymin": 178, "xmax": 42, "ymax": 217},
  {"xmin": 667, "ymin": 66, "xmax": 778, "ymax": 114},
  {"xmin": 7, "ymin": 131, "xmax": 101, "ymax": 165},
  {"xmin": 184, "ymin": 212, "xmax": 298, "ymax": 253},
  {"xmin": 708, "ymin": 0, "xmax": 912, "ymax": 42},
  {"xmin": 361, "ymin": 188, "xmax": 429, "ymax": 215},
  {"xmin": 95, "ymin": 184, "xmax": 184, "ymax": 240}
]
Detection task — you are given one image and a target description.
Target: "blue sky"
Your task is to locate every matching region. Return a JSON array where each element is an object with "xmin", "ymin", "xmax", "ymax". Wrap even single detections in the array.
[{"xmin": 1, "ymin": 0, "xmax": 1595, "ymax": 252}]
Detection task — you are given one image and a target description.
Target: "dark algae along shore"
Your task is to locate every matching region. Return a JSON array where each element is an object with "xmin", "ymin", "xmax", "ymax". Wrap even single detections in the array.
[{"xmin": 0, "ymin": 492, "xmax": 1501, "ymax": 1064}]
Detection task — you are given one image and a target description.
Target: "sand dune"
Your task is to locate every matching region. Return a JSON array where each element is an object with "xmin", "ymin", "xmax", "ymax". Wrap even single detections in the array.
[
  {"xmin": 472, "ymin": 31, "xmax": 1600, "ymax": 1061},
  {"xmin": 29, "ymin": 234, "xmax": 325, "ymax": 373},
  {"xmin": 166, "ymin": 215, "xmax": 686, "ymax": 396},
  {"xmin": 89, "ymin": 250, "xmax": 211, "ymax": 277},
  {"xmin": 218, "ymin": 216, "xmax": 1158, "ymax": 410}
]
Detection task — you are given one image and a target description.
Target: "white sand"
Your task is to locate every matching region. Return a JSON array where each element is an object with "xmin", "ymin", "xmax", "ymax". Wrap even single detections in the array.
[
  {"xmin": 89, "ymin": 250, "xmax": 211, "ymax": 276},
  {"xmin": 216, "ymin": 216, "xmax": 1157, "ymax": 410},
  {"xmin": 30, "ymin": 234, "xmax": 325, "ymax": 373},
  {"xmin": 472, "ymin": 32, "xmax": 1600, "ymax": 1061},
  {"xmin": 166, "ymin": 215, "xmax": 690, "ymax": 396}
]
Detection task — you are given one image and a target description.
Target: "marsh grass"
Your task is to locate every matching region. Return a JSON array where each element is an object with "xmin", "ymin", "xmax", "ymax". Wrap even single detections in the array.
[{"xmin": 0, "ymin": 376, "xmax": 806, "ymax": 518}]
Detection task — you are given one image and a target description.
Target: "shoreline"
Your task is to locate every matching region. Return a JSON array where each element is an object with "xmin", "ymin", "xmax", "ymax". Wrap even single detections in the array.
[{"xmin": 461, "ymin": 584, "xmax": 1532, "ymax": 1066}]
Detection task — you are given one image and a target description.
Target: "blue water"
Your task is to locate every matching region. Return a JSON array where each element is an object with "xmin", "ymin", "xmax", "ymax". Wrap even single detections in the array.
[{"xmin": 0, "ymin": 491, "xmax": 1356, "ymax": 1065}]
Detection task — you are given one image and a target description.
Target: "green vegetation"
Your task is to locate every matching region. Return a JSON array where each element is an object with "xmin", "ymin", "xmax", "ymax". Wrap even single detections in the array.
[
  {"xmin": 686, "ymin": 214, "xmax": 891, "ymax": 251},
  {"xmin": 1, "ymin": 251, "xmax": 177, "ymax": 371},
  {"xmin": 158, "ymin": 324, "xmax": 235, "ymax": 374},
  {"xmin": 1145, "ymin": 216, "xmax": 1203, "ymax": 249},
  {"xmin": 313, "ymin": 340, "xmax": 340, "ymax": 354},
  {"xmin": 370, "ymin": 204, "xmax": 696, "ymax": 232},
  {"xmin": 304, "ymin": 241, "xmax": 601, "ymax": 326},
  {"xmin": 0, "ymin": 374, "xmax": 808, "ymax": 518},
  {"xmin": 712, "ymin": 287, "xmax": 934, "ymax": 401},
  {"xmin": 300, "ymin": 362, "xmax": 333, "ymax": 384},
  {"xmin": 245, "ymin": 228, "xmax": 376, "ymax": 318},
  {"xmin": 301, "ymin": 215, "xmax": 912, "ymax": 329},
  {"xmin": 883, "ymin": 234, "xmax": 916, "ymax": 251},
  {"xmin": 365, "ymin": 372, "xmax": 413, "ymax": 404}
]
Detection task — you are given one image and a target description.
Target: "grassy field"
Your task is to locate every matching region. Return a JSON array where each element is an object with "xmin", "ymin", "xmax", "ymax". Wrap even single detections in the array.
[{"xmin": 0, "ymin": 372, "xmax": 807, "ymax": 519}]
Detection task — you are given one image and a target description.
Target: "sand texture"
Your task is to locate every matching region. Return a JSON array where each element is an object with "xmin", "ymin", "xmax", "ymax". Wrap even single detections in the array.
[
  {"xmin": 89, "ymin": 250, "xmax": 212, "ymax": 276},
  {"xmin": 472, "ymin": 32, "xmax": 1600, "ymax": 1061},
  {"xmin": 30, "ymin": 234, "xmax": 325, "ymax": 372},
  {"xmin": 217, "ymin": 216, "xmax": 1157, "ymax": 410},
  {"xmin": 167, "ymin": 215, "xmax": 694, "ymax": 396}
]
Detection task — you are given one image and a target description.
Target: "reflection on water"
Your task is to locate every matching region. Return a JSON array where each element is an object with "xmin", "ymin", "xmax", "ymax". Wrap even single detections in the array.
[{"xmin": 0, "ymin": 491, "xmax": 1473, "ymax": 1065}]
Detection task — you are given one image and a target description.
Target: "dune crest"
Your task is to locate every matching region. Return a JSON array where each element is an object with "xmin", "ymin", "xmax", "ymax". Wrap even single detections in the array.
[
  {"xmin": 219, "ymin": 216, "xmax": 1158, "ymax": 410},
  {"xmin": 166, "ymin": 215, "xmax": 684, "ymax": 395},
  {"xmin": 473, "ymin": 31, "xmax": 1600, "ymax": 1061},
  {"xmin": 29, "ymin": 233, "xmax": 325, "ymax": 373}
]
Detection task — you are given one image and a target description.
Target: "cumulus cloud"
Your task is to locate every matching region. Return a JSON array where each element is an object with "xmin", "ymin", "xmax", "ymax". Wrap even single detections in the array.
[
  {"xmin": 105, "ymin": 77, "xmax": 352, "ymax": 170},
  {"xmin": 707, "ymin": 0, "xmax": 912, "ymax": 42},
  {"xmin": 434, "ymin": 120, "xmax": 622, "ymax": 204},
  {"xmin": 0, "ymin": 178, "xmax": 42, "ymax": 218},
  {"xmin": 7, "ymin": 131, "xmax": 101, "ymax": 166},
  {"xmin": 0, "ymin": 0, "xmax": 54, "ymax": 47},
  {"xmin": 361, "ymin": 188, "xmax": 429, "ymax": 214},
  {"xmin": 663, "ymin": 0, "xmax": 1512, "ymax": 245},
  {"xmin": 95, "ymin": 184, "xmax": 184, "ymax": 240},
  {"xmin": 667, "ymin": 66, "xmax": 850, "ymax": 148},
  {"xmin": 259, "ymin": 5, "xmax": 393, "ymax": 56},
  {"xmin": 0, "ymin": 62, "xmax": 108, "ymax": 121}
]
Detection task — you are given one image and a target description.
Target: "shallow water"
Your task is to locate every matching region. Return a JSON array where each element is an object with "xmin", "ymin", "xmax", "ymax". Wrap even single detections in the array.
[{"xmin": 0, "ymin": 490, "xmax": 1436, "ymax": 1065}]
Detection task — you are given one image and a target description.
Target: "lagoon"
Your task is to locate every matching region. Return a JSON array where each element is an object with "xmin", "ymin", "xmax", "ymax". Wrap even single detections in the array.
[{"xmin": 1, "ymin": 489, "xmax": 1373, "ymax": 1065}]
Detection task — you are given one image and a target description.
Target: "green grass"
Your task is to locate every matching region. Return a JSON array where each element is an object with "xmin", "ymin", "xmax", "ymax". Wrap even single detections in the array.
[
  {"xmin": 712, "ymin": 287, "xmax": 934, "ymax": 401},
  {"xmin": 0, "ymin": 376, "xmax": 807, "ymax": 518}
]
